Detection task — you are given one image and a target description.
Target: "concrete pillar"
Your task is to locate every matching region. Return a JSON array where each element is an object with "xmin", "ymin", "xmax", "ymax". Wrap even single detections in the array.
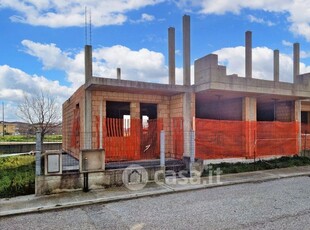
[
  {"xmin": 183, "ymin": 92, "xmax": 192, "ymax": 157},
  {"xmin": 183, "ymin": 15, "xmax": 191, "ymax": 86},
  {"xmin": 168, "ymin": 27, "xmax": 176, "ymax": 85},
  {"xmin": 130, "ymin": 102, "xmax": 140, "ymax": 119},
  {"xmin": 117, "ymin": 68, "xmax": 121, "ymax": 80},
  {"xmin": 35, "ymin": 131, "xmax": 42, "ymax": 176},
  {"xmin": 293, "ymin": 43, "xmax": 300, "ymax": 83},
  {"xmin": 274, "ymin": 49, "xmax": 280, "ymax": 82},
  {"xmin": 245, "ymin": 31, "xmax": 252, "ymax": 79},
  {"xmin": 292, "ymin": 100, "xmax": 302, "ymax": 154},
  {"xmin": 84, "ymin": 90, "xmax": 92, "ymax": 149},
  {"xmin": 160, "ymin": 130, "xmax": 165, "ymax": 167},
  {"xmin": 99, "ymin": 100, "xmax": 103, "ymax": 149},
  {"xmin": 189, "ymin": 130, "xmax": 195, "ymax": 163},
  {"xmin": 85, "ymin": 45, "xmax": 93, "ymax": 83},
  {"xmin": 242, "ymin": 97, "xmax": 257, "ymax": 158}
]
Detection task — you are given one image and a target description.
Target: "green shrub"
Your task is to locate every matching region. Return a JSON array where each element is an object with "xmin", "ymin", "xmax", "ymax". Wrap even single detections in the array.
[
  {"xmin": 0, "ymin": 155, "xmax": 35, "ymax": 198},
  {"xmin": 0, "ymin": 135, "xmax": 62, "ymax": 143},
  {"xmin": 202, "ymin": 156, "xmax": 310, "ymax": 176}
]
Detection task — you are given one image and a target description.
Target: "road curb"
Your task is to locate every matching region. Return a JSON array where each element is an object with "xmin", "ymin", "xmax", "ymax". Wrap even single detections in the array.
[{"xmin": 1, "ymin": 171, "xmax": 310, "ymax": 218}]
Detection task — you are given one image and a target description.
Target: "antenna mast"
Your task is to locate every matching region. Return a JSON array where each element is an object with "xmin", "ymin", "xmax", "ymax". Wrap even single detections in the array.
[
  {"xmin": 85, "ymin": 6, "xmax": 88, "ymax": 45},
  {"xmin": 89, "ymin": 8, "xmax": 92, "ymax": 45}
]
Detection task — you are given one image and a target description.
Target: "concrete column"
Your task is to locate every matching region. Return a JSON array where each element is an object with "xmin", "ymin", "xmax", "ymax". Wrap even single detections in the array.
[
  {"xmin": 274, "ymin": 49, "xmax": 280, "ymax": 82},
  {"xmin": 292, "ymin": 100, "xmax": 302, "ymax": 154},
  {"xmin": 242, "ymin": 97, "xmax": 257, "ymax": 121},
  {"xmin": 168, "ymin": 27, "xmax": 176, "ymax": 85},
  {"xmin": 183, "ymin": 15, "xmax": 191, "ymax": 86},
  {"xmin": 293, "ymin": 43, "xmax": 300, "ymax": 83},
  {"xmin": 242, "ymin": 97, "xmax": 257, "ymax": 158},
  {"xmin": 245, "ymin": 31, "xmax": 252, "ymax": 79},
  {"xmin": 160, "ymin": 130, "xmax": 165, "ymax": 167},
  {"xmin": 183, "ymin": 92, "xmax": 192, "ymax": 157},
  {"xmin": 189, "ymin": 130, "xmax": 195, "ymax": 163},
  {"xmin": 117, "ymin": 68, "xmax": 121, "ymax": 80},
  {"xmin": 99, "ymin": 100, "xmax": 103, "ymax": 149},
  {"xmin": 85, "ymin": 45, "xmax": 93, "ymax": 83},
  {"xmin": 35, "ymin": 131, "xmax": 42, "ymax": 176},
  {"xmin": 130, "ymin": 102, "xmax": 140, "ymax": 119},
  {"xmin": 84, "ymin": 90, "xmax": 92, "ymax": 149}
]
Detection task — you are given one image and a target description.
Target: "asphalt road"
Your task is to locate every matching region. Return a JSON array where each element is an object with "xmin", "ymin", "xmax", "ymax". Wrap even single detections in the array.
[{"xmin": 1, "ymin": 176, "xmax": 310, "ymax": 230}]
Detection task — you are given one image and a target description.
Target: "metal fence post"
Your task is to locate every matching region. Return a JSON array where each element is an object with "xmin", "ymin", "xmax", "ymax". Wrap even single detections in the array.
[
  {"xmin": 160, "ymin": 130, "xmax": 165, "ymax": 167},
  {"xmin": 35, "ymin": 131, "xmax": 42, "ymax": 176},
  {"xmin": 190, "ymin": 130, "xmax": 195, "ymax": 163}
]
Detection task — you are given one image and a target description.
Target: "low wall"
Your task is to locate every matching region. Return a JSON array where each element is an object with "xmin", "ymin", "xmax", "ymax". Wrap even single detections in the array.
[
  {"xmin": 35, "ymin": 166, "xmax": 164, "ymax": 195},
  {"xmin": 0, "ymin": 142, "xmax": 62, "ymax": 154}
]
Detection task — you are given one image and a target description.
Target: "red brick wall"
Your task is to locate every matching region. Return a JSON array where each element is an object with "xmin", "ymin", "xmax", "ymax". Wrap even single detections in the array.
[{"xmin": 62, "ymin": 85, "xmax": 85, "ymax": 158}]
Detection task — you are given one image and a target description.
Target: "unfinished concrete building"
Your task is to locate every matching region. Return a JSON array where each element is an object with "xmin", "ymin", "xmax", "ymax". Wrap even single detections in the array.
[{"xmin": 62, "ymin": 15, "xmax": 310, "ymax": 167}]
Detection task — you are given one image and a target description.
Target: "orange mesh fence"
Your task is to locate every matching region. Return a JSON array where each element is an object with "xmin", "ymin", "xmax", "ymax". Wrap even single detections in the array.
[
  {"xmin": 94, "ymin": 117, "xmax": 163, "ymax": 162},
  {"xmin": 196, "ymin": 119, "xmax": 299, "ymax": 159},
  {"xmin": 301, "ymin": 123, "xmax": 310, "ymax": 134},
  {"xmin": 70, "ymin": 108, "xmax": 80, "ymax": 149},
  {"xmin": 302, "ymin": 134, "xmax": 310, "ymax": 151},
  {"xmin": 256, "ymin": 121, "xmax": 299, "ymax": 156},
  {"xmin": 195, "ymin": 119, "xmax": 247, "ymax": 159},
  {"xmin": 171, "ymin": 117, "xmax": 184, "ymax": 160}
]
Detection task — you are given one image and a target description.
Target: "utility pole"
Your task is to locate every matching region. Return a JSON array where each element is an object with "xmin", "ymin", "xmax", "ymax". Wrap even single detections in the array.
[{"xmin": 2, "ymin": 102, "xmax": 4, "ymax": 136}]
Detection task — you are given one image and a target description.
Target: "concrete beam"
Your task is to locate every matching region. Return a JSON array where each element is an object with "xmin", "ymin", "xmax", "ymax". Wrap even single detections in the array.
[
  {"xmin": 294, "ymin": 43, "xmax": 300, "ymax": 83},
  {"xmin": 274, "ymin": 49, "xmax": 280, "ymax": 82},
  {"xmin": 245, "ymin": 31, "xmax": 252, "ymax": 79},
  {"xmin": 85, "ymin": 45, "xmax": 93, "ymax": 83},
  {"xmin": 168, "ymin": 27, "xmax": 176, "ymax": 85},
  {"xmin": 183, "ymin": 15, "xmax": 191, "ymax": 86}
]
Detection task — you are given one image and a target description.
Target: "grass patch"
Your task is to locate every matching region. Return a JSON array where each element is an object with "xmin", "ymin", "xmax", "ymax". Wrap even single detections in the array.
[
  {"xmin": 0, "ymin": 135, "xmax": 62, "ymax": 142},
  {"xmin": 0, "ymin": 155, "xmax": 35, "ymax": 198},
  {"xmin": 202, "ymin": 156, "xmax": 310, "ymax": 176}
]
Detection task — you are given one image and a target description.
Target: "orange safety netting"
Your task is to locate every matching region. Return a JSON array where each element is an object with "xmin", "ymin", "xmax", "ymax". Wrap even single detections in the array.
[
  {"xmin": 195, "ymin": 119, "xmax": 299, "ymax": 159},
  {"xmin": 301, "ymin": 123, "xmax": 310, "ymax": 151},
  {"xmin": 70, "ymin": 108, "xmax": 80, "ymax": 149},
  {"xmin": 195, "ymin": 119, "xmax": 247, "ymax": 159},
  {"xmin": 95, "ymin": 117, "xmax": 163, "ymax": 162},
  {"xmin": 301, "ymin": 123, "xmax": 310, "ymax": 134},
  {"xmin": 171, "ymin": 117, "xmax": 184, "ymax": 160},
  {"xmin": 256, "ymin": 121, "xmax": 299, "ymax": 156}
]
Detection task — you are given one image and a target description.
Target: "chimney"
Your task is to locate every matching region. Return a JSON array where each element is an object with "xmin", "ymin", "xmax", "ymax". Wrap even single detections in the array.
[
  {"xmin": 245, "ymin": 31, "xmax": 252, "ymax": 79},
  {"xmin": 293, "ymin": 43, "xmax": 300, "ymax": 83},
  {"xmin": 183, "ymin": 15, "xmax": 191, "ymax": 86},
  {"xmin": 84, "ymin": 45, "xmax": 93, "ymax": 83},
  {"xmin": 168, "ymin": 27, "xmax": 176, "ymax": 85},
  {"xmin": 117, "ymin": 68, "xmax": 121, "ymax": 80},
  {"xmin": 273, "ymin": 49, "xmax": 279, "ymax": 82}
]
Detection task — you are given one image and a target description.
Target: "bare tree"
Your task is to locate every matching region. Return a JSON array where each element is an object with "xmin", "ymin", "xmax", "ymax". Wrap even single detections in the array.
[{"xmin": 17, "ymin": 91, "xmax": 61, "ymax": 143}]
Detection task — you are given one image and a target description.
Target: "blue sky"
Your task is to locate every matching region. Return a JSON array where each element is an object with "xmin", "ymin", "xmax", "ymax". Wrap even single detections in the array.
[{"xmin": 1, "ymin": 0, "xmax": 310, "ymax": 121}]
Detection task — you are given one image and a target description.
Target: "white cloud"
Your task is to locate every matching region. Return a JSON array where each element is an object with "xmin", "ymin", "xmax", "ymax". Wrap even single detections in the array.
[
  {"xmin": 0, "ymin": 0, "xmax": 163, "ymax": 27},
  {"xmin": 248, "ymin": 15, "xmax": 275, "ymax": 26},
  {"xmin": 214, "ymin": 46, "xmax": 310, "ymax": 83},
  {"xmin": 0, "ymin": 64, "xmax": 73, "ymax": 121},
  {"xmin": 282, "ymin": 40, "xmax": 293, "ymax": 47},
  {"xmin": 21, "ymin": 40, "xmax": 170, "ymax": 85},
  {"xmin": 93, "ymin": 45, "xmax": 168, "ymax": 83},
  {"xmin": 176, "ymin": 0, "xmax": 310, "ymax": 41},
  {"xmin": 142, "ymin": 13, "xmax": 155, "ymax": 21},
  {"xmin": 131, "ymin": 13, "xmax": 155, "ymax": 24}
]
